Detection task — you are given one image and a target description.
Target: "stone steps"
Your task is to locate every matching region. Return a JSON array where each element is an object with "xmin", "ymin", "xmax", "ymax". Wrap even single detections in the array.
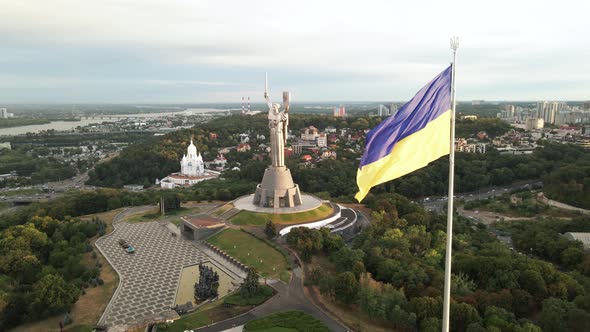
[
  {"xmin": 327, "ymin": 217, "xmax": 348, "ymax": 229},
  {"xmin": 197, "ymin": 241, "xmax": 248, "ymax": 280},
  {"xmin": 219, "ymin": 207, "xmax": 240, "ymax": 220}
]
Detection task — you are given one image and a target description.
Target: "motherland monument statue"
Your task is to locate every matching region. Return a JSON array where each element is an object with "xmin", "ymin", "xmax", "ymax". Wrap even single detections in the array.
[{"xmin": 252, "ymin": 74, "xmax": 302, "ymax": 208}]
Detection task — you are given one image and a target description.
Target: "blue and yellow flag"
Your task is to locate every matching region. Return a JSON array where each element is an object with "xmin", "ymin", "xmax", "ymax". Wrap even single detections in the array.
[{"xmin": 355, "ymin": 65, "xmax": 452, "ymax": 202}]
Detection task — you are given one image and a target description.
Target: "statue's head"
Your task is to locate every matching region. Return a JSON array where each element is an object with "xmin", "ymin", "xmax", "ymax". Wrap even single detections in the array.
[{"xmin": 272, "ymin": 103, "xmax": 281, "ymax": 113}]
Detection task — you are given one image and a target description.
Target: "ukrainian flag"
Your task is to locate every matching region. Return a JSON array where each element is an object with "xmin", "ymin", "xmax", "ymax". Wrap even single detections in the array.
[{"xmin": 355, "ymin": 65, "xmax": 452, "ymax": 202}]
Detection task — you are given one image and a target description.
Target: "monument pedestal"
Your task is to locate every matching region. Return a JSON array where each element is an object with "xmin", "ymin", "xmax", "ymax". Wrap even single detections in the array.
[{"xmin": 253, "ymin": 166, "xmax": 302, "ymax": 208}]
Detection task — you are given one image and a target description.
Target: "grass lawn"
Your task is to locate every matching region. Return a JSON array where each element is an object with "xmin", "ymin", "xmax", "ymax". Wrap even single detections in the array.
[
  {"xmin": 244, "ymin": 311, "xmax": 330, "ymax": 332},
  {"xmin": 157, "ymin": 298, "xmax": 251, "ymax": 332},
  {"xmin": 208, "ymin": 229, "xmax": 289, "ymax": 281},
  {"xmin": 230, "ymin": 204, "xmax": 333, "ymax": 226},
  {"xmin": 224, "ymin": 285, "xmax": 274, "ymax": 306}
]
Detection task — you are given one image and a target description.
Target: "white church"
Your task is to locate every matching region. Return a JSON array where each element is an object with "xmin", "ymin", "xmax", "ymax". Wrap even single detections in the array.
[{"xmin": 157, "ymin": 139, "xmax": 219, "ymax": 189}]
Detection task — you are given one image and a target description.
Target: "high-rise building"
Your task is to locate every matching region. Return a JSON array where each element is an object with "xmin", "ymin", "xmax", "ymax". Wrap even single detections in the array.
[
  {"xmin": 377, "ymin": 104, "xmax": 398, "ymax": 117},
  {"xmin": 536, "ymin": 101, "xmax": 565, "ymax": 124},
  {"xmin": 505, "ymin": 104, "xmax": 516, "ymax": 118},
  {"xmin": 333, "ymin": 105, "xmax": 345, "ymax": 117},
  {"xmin": 0, "ymin": 108, "xmax": 8, "ymax": 119},
  {"xmin": 525, "ymin": 118, "xmax": 544, "ymax": 130},
  {"xmin": 378, "ymin": 104, "xmax": 389, "ymax": 116}
]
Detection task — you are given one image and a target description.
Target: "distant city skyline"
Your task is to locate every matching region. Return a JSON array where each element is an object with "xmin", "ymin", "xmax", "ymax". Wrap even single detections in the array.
[{"xmin": 0, "ymin": 0, "xmax": 588, "ymax": 103}]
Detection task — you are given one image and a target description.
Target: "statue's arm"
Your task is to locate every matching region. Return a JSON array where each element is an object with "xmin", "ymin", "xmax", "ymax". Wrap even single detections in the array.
[
  {"xmin": 264, "ymin": 91, "xmax": 273, "ymax": 110},
  {"xmin": 281, "ymin": 111, "xmax": 289, "ymax": 143}
]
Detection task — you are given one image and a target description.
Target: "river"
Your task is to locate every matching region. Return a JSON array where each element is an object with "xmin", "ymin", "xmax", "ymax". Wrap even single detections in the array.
[{"xmin": 0, "ymin": 108, "xmax": 227, "ymax": 136}]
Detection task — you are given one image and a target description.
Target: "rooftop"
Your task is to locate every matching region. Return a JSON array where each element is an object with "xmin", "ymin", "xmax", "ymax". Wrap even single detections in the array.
[
  {"xmin": 182, "ymin": 214, "xmax": 225, "ymax": 228},
  {"xmin": 166, "ymin": 172, "xmax": 217, "ymax": 180},
  {"xmin": 564, "ymin": 232, "xmax": 590, "ymax": 249}
]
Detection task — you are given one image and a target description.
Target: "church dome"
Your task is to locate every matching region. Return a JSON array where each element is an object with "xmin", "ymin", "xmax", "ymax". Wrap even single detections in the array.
[{"xmin": 187, "ymin": 139, "xmax": 197, "ymax": 158}]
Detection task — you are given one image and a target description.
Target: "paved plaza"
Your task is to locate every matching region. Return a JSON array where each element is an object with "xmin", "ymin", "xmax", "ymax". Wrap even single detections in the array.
[
  {"xmin": 96, "ymin": 219, "xmax": 207, "ymax": 326},
  {"xmin": 233, "ymin": 194, "xmax": 323, "ymax": 213}
]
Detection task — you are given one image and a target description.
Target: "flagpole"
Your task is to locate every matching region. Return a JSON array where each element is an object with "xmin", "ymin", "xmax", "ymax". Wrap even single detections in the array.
[{"xmin": 442, "ymin": 36, "xmax": 459, "ymax": 332}]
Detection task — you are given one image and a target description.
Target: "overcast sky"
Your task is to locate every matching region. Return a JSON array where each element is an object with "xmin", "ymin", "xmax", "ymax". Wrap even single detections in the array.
[{"xmin": 1, "ymin": 0, "xmax": 589, "ymax": 103}]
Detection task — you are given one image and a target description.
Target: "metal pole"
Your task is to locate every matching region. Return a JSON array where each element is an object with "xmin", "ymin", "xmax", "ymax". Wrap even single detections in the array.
[{"xmin": 442, "ymin": 36, "xmax": 459, "ymax": 332}]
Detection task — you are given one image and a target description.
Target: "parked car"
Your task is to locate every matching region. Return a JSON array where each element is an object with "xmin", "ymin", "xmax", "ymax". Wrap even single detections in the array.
[
  {"xmin": 118, "ymin": 239, "xmax": 129, "ymax": 248},
  {"xmin": 126, "ymin": 246, "xmax": 136, "ymax": 254}
]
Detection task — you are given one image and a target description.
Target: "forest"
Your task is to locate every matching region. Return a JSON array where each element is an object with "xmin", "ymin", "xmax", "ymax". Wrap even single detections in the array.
[
  {"xmin": 0, "ymin": 148, "xmax": 76, "ymax": 186},
  {"xmin": 0, "ymin": 216, "xmax": 106, "ymax": 329},
  {"xmin": 287, "ymin": 193, "xmax": 590, "ymax": 331}
]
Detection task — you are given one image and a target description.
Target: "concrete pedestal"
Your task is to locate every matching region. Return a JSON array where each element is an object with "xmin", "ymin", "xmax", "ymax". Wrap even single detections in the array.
[{"xmin": 253, "ymin": 166, "xmax": 302, "ymax": 208}]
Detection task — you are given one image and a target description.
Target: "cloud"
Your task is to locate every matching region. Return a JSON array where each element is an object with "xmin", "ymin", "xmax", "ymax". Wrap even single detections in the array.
[{"xmin": 0, "ymin": 0, "xmax": 588, "ymax": 102}]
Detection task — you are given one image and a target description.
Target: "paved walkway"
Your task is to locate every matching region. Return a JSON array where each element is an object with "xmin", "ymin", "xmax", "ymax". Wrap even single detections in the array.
[{"xmin": 96, "ymin": 208, "xmax": 207, "ymax": 327}]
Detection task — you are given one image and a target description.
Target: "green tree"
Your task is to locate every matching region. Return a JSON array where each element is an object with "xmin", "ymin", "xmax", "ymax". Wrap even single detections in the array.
[
  {"xmin": 334, "ymin": 272, "xmax": 358, "ymax": 305},
  {"xmin": 240, "ymin": 268, "xmax": 260, "ymax": 298},
  {"xmin": 561, "ymin": 247, "xmax": 585, "ymax": 270},
  {"xmin": 358, "ymin": 284, "xmax": 386, "ymax": 319},
  {"xmin": 29, "ymin": 274, "xmax": 79, "ymax": 318},
  {"xmin": 539, "ymin": 297, "xmax": 590, "ymax": 332},
  {"xmin": 420, "ymin": 317, "xmax": 441, "ymax": 332},
  {"xmin": 518, "ymin": 270, "xmax": 547, "ymax": 300},
  {"xmin": 409, "ymin": 296, "xmax": 442, "ymax": 322},
  {"xmin": 451, "ymin": 302, "xmax": 482, "ymax": 332},
  {"xmin": 264, "ymin": 221, "xmax": 277, "ymax": 239}
]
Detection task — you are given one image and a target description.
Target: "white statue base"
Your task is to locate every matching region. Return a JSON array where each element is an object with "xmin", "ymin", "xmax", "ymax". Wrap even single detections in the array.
[{"xmin": 253, "ymin": 166, "xmax": 302, "ymax": 208}]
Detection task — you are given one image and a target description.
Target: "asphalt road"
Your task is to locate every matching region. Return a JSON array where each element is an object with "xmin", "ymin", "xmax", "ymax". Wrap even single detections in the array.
[
  {"xmin": 421, "ymin": 180, "xmax": 542, "ymax": 212},
  {"xmin": 0, "ymin": 153, "xmax": 117, "ymax": 204}
]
